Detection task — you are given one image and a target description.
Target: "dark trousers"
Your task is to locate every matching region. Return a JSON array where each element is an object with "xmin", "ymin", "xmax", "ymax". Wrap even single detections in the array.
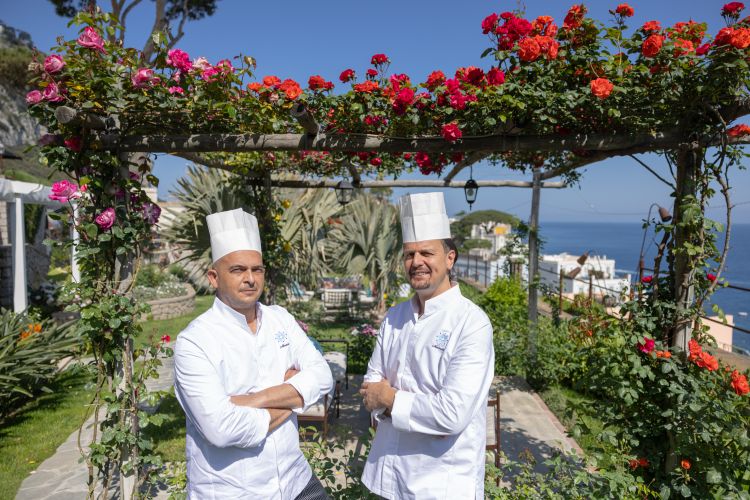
[{"xmin": 294, "ymin": 474, "xmax": 330, "ymax": 500}]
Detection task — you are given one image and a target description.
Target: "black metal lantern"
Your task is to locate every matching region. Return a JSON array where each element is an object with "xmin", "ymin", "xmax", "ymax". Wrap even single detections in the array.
[
  {"xmin": 464, "ymin": 178, "xmax": 478, "ymax": 209},
  {"xmin": 335, "ymin": 180, "xmax": 354, "ymax": 205}
]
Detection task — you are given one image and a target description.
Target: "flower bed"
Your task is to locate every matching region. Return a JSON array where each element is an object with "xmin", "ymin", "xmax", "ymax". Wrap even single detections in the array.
[{"xmin": 140, "ymin": 283, "xmax": 196, "ymax": 321}]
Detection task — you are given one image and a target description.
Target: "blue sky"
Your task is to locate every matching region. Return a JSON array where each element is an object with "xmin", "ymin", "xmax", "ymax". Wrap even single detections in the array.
[{"xmin": 3, "ymin": 0, "xmax": 749, "ymax": 223}]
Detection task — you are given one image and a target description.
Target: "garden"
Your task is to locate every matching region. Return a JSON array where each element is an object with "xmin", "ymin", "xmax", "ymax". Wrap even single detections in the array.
[{"xmin": 1, "ymin": 1, "xmax": 750, "ymax": 498}]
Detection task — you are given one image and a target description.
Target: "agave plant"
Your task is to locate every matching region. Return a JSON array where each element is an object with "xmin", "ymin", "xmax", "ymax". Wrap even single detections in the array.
[
  {"xmin": 0, "ymin": 309, "xmax": 80, "ymax": 419},
  {"xmin": 280, "ymin": 188, "xmax": 342, "ymax": 290},
  {"xmin": 325, "ymin": 194, "xmax": 403, "ymax": 312}
]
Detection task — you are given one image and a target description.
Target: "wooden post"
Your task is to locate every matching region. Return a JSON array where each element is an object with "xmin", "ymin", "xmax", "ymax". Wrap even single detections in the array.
[
  {"xmin": 559, "ymin": 268, "xmax": 564, "ymax": 313},
  {"xmin": 527, "ymin": 168, "xmax": 541, "ymax": 360},
  {"xmin": 588, "ymin": 274, "xmax": 593, "ymax": 304},
  {"xmin": 671, "ymin": 147, "xmax": 700, "ymax": 353}
]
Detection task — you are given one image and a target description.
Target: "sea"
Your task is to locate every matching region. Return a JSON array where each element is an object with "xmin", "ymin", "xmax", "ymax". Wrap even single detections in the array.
[{"xmin": 538, "ymin": 222, "xmax": 750, "ymax": 353}]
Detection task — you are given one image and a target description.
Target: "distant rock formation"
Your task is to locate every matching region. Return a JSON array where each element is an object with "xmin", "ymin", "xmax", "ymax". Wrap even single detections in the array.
[{"xmin": 0, "ymin": 20, "xmax": 44, "ymax": 147}]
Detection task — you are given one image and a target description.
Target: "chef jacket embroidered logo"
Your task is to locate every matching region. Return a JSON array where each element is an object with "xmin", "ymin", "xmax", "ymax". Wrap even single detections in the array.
[
  {"xmin": 432, "ymin": 330, "xmax": 451, "ymax": 350},
  {"xmin": 274, "ymin": 331, "xmax": 290, "ymax": 348}
]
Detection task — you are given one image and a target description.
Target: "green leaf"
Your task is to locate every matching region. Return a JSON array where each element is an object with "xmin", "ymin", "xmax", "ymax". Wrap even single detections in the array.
[{"xmin": 706, "ymin": 469, "xmax": 722, "ymax": 484}]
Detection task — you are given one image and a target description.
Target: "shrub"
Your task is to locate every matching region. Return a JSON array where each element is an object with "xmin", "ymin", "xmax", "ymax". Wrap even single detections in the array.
[
  {"xmin": 0, "ymin": 46, "xmax": 33, "ymax": 90},
  {"xmin": 0, "ymin": 309, "xmax": 79, "ymax": 419},
  {"xmin": 348, "ymin": 323, "xmax": 378, "ymax": 374}
]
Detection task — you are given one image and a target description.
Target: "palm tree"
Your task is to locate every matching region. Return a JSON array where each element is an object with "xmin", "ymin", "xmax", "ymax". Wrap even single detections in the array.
[
  {"xmin": 161, "ymin": 165, "xmax": 244, "ymax": 289},
  {"xmin": 325, "ymin": 194, "xmax": 403, "ymax": 312}
]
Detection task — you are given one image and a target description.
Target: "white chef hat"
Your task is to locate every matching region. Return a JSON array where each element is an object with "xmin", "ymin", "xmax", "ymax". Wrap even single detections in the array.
[
  {"xmin": 399, "ymin": 192, "xmax": 452, "ymax": 243},
  {"xmin": 206, "ymin": 208, "xmax": 262, "ymax": 262}
]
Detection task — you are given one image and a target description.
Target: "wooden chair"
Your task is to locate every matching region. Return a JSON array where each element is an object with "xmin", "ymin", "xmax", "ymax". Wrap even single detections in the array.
[
  {"xmin": 486, "ymin": 395, "xmax": 501, "ymax": 471},
  {"xmin": 297, "ymin": 339, "xmax": 349, "ymax": 436}
]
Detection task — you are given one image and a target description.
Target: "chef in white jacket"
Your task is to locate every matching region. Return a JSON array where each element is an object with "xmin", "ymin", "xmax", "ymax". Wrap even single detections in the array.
[
  {"xmin": 174, "ymin": 208, "xmax": 334, "ymax": 499},
  {"xmin": 360, "ymin": 192, "xmax": 495, "ymax": 500}
]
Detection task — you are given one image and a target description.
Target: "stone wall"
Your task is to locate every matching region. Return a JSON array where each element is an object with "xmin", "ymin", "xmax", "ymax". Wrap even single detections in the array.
[{"xmin": 145, "ymin": 283, "xmax": 196, "ymax": 321}]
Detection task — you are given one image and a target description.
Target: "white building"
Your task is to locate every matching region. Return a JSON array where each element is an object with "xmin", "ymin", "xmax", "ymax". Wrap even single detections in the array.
[
  {"xmin": 539, "ymin": 253, "xmax": 631, "ymax": 304},
  {"xmin": 469, "ymin": 222, "xmax": 512, "ymax": 254}
]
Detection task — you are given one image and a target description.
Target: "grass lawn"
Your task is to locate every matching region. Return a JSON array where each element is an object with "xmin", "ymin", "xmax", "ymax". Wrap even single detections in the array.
[
  {"xmin": 135, "ymin": 294, "xmax": 213, "ymax": 347},
  {"xmin": 539, "ymin": 385, "xmax": 618, "ymax": 465},
  {"xmin": 0, "ymin": 368, "xmax": 95, "ymax": 499}
]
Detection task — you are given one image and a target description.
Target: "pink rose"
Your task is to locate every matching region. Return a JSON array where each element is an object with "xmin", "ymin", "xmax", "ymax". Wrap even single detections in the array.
[
  {"xmin": 44, "ymin": 55, "xmax": 65, "ymax": 74},
  {"xmin": 43, "ymin": 82, "xmax": 64, "ymax": 102},
  {"xmin": 168, "ymin": 86, "xmax": 184, "ymax": 95},
  {"xmin": 131, "ymin": 68, "xmax": 156, "ymax": 88},
  {"xmin": 166, "ymin": 49, "xmax": 192, "ymax": 72},
  {"xmin": 192, "ymin": 57, "xmax": 211, "ymax": 72},
  {"xmin": 26, "ymin": 90, "xmax": 43, "ymax": 105},
  {"xmin": 64, "ymin": 137, "xmax": 83, "ymax": 152},
  {"xmin": 95, "ymin": 207, "xmax": 116, "ymax": 231},
  {"xmin": 77, "ymin": 27, "xmax": 105, "ymax": 52},
  {"xmin": 215, "ymin": 59, "xmax": 234, "ymax": 75},
  {"xmin": 49, "ymin": 180, "xmax": 83, "ymax": 203},
  {"xmin": 637, "ymin": 337, "xmax": 655, "ymax": 354},
  {"xmin": 141, "ymin": 202, "xmax": 161, "ymax": 225},
  {"xmin": 201, "ymin": 67, "xmax": 220, "ymax": 82}
]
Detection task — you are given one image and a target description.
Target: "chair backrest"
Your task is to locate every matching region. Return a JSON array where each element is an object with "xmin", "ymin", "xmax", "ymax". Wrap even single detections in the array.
[{"xmin": 323, "ymin": 289, "xmax": 350, "ymax": 306}]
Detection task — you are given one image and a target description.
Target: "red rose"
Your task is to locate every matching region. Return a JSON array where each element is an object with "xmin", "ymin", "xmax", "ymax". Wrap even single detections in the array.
[
  {"xmin": 536, "ymin": 36, "xmax": 559, "ymax": 59},
  {"xmin": 247, "ymin": 82, "xmax": 263, "ymax": 92},
  {"xmin": 353, "ymin": 81, "xmax": 379, "ymax": 93},
  {"xmin": 728, "ymin": 124, "xmax": 750, "ymax": 136},
  {"xmin": 628, "ymin": 459, "xmax": 639, "ymax": 470},
  {"xmin": 715, "ymin": 27, "xmax": 735, "ymax": 46},
  {"xmin": 722, "ymin": 2, "xmax": 745, "ymax": 16},
  {"xmin": 681, "ymin": 459, "xmax": 691, "ymax": 470},
  {"xmin": 563, "ymin": 4, "xmax": 587, "ymax": 30},
  {"xmin": 308, "ymin": 75, "xmax": 333, "ymax": 91},
  {"xmin": 706, "ymin": 272, "xmax": 717, "ymax": 282},
  {"xmin": 641, "ymin": 275, "xmax": 653, "ymax": 284},
  {"xmin": 278, "ymin": 79, "xmax": 302, "ymax": 100},
  {"xmin": 370, "ymin": 157, "xmax": 383, "ymax": 167},
  {"xmin": 482, "ymin": 13, "xmax": 499, "ymax": 34},
  {"xmin": 615, "ymin": 3, "xmax": 635, "ymax": 17},
  {"xmin": 696, "ymin": 351, "xmax": 719, "ymax": 371},
  {"xmin": 425, "ymin": 70, "xmax": 446, "ymax": 90},
  {"xmin": 392, "ymin": 87, "xmax": 415, "ymax": 115},
  {"xmin": 590, "ymin": 78, "xmax": 614, "ymax": 99},
  {"xmin": 487, "ymin": 67, "xmax": 505, "ymax": 85},
  {"xmin": 506, "ymin": 17, "xmax": 533, "ymax": 38},
  {"xmin": 403, "ymin": 152, "xmax": 413, "ymax": 160},
  {"xmin": 641, "ymin": 20, "xmax": 662, "ymax": 33},
  {"xmin": 637, "ymin": 337, "xmax": 655, "ymax": 354},
  {"xmin": 64, "ymin": 136, "xmax": 83, "ymax": 152},
  {"xmin": 730, "ymin": 27, "xmax": 750, "ymax": 48},
  {"xmin": 642, "ymin": 34, "xmax": 664, "ymax": 57},
  {"xmin": 518, "ymin": 37, "xmax": 542, "ymax": 62},
  {"xmin": 696, "ymin": 43, "xmax": 711, "ymax": 55},
  {"xmin": 637, "ymin": 458, "xmax": 649, "ymax": 468},
  {"xmin": 532, "ymin": 16, "xmax": 557, "ymax": 37},
  {"xmin": 371, "ymin": 53, "xmax": 389, "ymax": 65},
  {"xmin": 161, "ymin": 335, "xmax": 171, "ymax": 343},
  {"xmin": 731, "ymin": 370, "xmax": 749, "ymax": 395},
  {"xmin": 441, "ymin": 123, "xmax": 462, "ymax": 143},
  {"xmin": 263, "ymin": 75, "xmax": 281, "ymax": 87},
  {"xmin": 673, "ymin": 39, "xmax": 695, "ymax": 56},
  {"xmin": 339, "ymin": 69, "xmax": 356, "ymax": 82}
]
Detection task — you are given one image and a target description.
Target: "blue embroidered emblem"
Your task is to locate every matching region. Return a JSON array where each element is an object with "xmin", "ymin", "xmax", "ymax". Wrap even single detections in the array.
[
  {"xmin": 274, "ymin": 331, "xmax": 290, "ymax": 348},
  {"xmin": 432, "ymin": 330, "xmax": 451, "ymax": 350}
]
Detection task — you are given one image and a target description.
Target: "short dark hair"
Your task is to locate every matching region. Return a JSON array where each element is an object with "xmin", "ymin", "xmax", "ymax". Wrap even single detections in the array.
[{"xmin": 441, "ymin": 238, "xmax": 459, "ymax": 282}]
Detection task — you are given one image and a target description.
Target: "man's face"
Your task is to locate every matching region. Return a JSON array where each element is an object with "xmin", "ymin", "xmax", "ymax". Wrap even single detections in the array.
[
  {"xmin": 402, "ymin": 240, "xmax": 455, "ymax": 295},
  {"xmin": 207, "ymin": 250, "xmax": 265, "ymax": 312}
]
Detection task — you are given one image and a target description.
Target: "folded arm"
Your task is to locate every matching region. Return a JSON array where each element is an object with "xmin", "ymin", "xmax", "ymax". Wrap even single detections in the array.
[
  {"xmin": 388, "ymin": 322, "xmax": 494, "ymax": 436},
  {"xmin": 174, "ymin": 336, "xmax": 281, "ymax": 449}
]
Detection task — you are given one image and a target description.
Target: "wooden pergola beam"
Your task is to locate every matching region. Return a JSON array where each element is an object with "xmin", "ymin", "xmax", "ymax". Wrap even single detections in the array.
[
  {"xmin": 263, "ymin": 179, "xmax": 566, "ymax": 189},
  {"xmin": 95, "ymin": 130, "xmax": 750, "ymax": 155}
]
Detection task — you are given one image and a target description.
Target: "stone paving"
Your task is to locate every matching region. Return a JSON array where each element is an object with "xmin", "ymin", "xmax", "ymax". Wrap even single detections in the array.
[{"xmin": 17, "ymin": 362, "xmax": 582, "ymax": 498}]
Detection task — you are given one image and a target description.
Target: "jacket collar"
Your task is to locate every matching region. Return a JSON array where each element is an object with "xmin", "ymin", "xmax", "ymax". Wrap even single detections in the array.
[
  {"xmin": 211, "ymin": 296, "xmax": 264, "ymax": 333},
  {"xmin": 411, "ymin": 283, "xmax": 462, "ymax": 319}
]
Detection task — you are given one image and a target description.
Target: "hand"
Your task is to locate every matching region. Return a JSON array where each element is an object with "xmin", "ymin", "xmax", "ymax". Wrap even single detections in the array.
[
  {"xmin": 359, "ymin": 379, "xmax": 397, "ymax": 412},
  {"xmin": 284, "ymin": 368, "xmax": 299, "ymax": 381}
]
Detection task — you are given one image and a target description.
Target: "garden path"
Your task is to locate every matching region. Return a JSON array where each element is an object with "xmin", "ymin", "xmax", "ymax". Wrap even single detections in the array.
[{"xmin": 16, "ymin": 367, "xmax": 582, "ymax": 498}]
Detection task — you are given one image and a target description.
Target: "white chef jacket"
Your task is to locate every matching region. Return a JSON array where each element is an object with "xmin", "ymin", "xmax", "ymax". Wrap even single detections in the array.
[
  {"xmin": 174, "ymin": 297, "xmax": 334, "ymax": 499},
  {"xmin": 361, "ymin": 284, "xmax": 495, "ymax": 500}
]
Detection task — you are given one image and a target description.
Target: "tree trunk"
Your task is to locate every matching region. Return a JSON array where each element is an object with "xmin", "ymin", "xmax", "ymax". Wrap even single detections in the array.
[{"xmin": 527, "ymin": 168, "xmax": 541, "ymax": 362}]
